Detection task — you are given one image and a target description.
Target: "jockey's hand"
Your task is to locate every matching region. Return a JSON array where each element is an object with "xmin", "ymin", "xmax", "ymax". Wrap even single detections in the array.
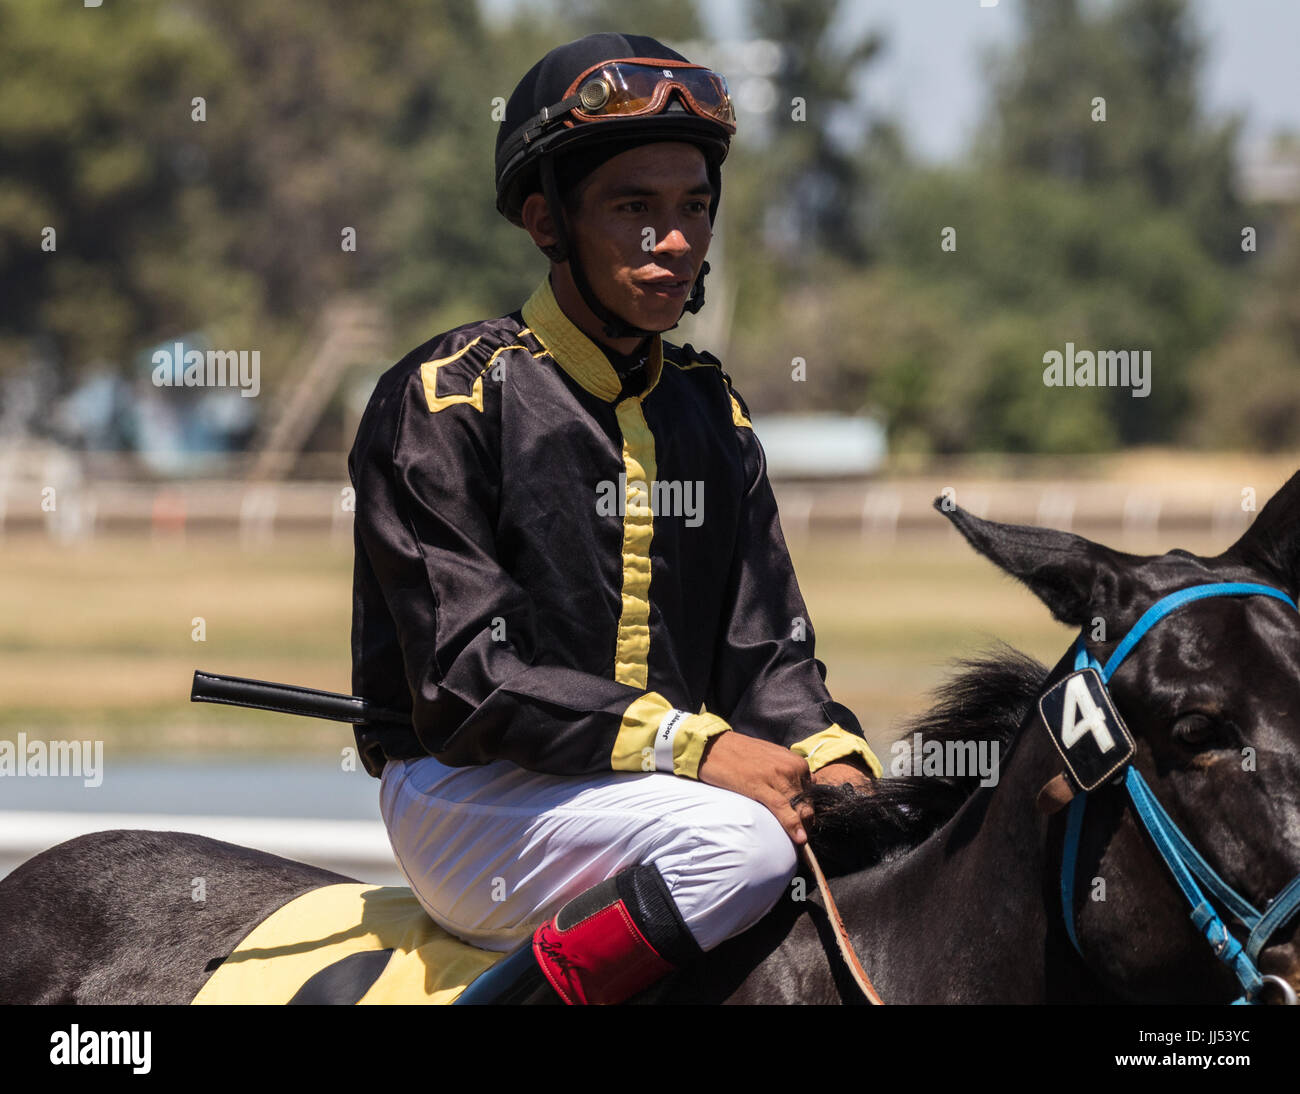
[
  {"xmin": 810, "ymin": 759, "xmax": 875, "ymax": 792},
  {"xmin": 697, "ymin": 731, "xmax": 813, "ymax": 846}
]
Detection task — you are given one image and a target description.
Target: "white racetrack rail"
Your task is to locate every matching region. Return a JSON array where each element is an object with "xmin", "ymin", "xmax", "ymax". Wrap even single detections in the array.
[{"xmin": 0, "ymin": 810, "xmax": 403, "ymax": 885}]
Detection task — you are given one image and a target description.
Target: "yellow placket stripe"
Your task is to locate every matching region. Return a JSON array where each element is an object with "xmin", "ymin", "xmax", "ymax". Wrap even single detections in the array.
[
  {"xmin": 614, "ymin": 396, "xmax": 656, "ymax": 688},
  {"xmin": 523, "ymin": 274, "xmax": 719, "ymax": 773}
]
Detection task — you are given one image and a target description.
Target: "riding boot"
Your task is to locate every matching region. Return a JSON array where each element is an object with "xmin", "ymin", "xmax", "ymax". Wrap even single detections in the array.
[{"xmin": 454, "ymin": 862, "xmax": 702, "ymax": 1005}]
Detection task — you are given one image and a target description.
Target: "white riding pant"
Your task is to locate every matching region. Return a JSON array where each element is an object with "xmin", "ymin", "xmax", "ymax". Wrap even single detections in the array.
[{"xmin": 379, "ymin": 755, "xmax": 798, "ymax": 953}]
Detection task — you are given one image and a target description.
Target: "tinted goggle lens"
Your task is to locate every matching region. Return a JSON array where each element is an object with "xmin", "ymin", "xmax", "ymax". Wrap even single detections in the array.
[{"xmin": 571, "ymin": 63, "xmax": 735, "ymax": 128}]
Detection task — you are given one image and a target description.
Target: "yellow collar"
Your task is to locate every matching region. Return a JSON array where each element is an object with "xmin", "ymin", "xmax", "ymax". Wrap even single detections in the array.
[{"xmin": 521, "ymin": 276, "xmax": 663, "ymax": 403}]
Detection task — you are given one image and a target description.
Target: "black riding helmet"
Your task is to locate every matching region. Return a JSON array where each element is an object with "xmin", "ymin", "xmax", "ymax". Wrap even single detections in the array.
[{"xmin": 495, "ymin": 33, "xmax": 735, "ymax": 339}]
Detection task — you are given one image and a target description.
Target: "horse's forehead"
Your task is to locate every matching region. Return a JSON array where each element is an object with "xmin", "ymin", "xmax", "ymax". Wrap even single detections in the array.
[
  {"xmin": 1136, "ymin": 550, "xmax": 1222, "ymax": 584},
  {"xmin": 1113, "ymin": 574, "xmax": 1300, "ymax": 697},
  {"xmin": 1127, "ymin": 552, "xmax": 1289, "ymax": 606},
  {"xmin": 1140, "ymin": 599, "xmax": 1300, "ymax": 706},
  {"xmin": 1157, "ymin": 595, "xmax": 1299, "ymax": 648}
]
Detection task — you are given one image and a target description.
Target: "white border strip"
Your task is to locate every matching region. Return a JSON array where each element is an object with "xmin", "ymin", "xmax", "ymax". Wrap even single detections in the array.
[{"xmin": 0, "ymin": 810, "xmax": 395, "ymax": 865}]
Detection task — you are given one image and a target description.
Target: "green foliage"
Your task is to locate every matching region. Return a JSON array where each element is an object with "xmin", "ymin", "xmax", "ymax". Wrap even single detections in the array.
[
  {"xmin": 1, "ymin": 0, "xmax": 503, "ymax": 376},
  {"xmin": 745, "ymin": 0, "xmax": 883, "ymax": 268},
  {"xmin": 848, "ymin": 0, "xmax": 1266, "ymax": 453},
  {"xmin": 875, "ymin": 166, "xmax": 1233, "ymax": 448},
  {"xmin": 720, "ymin": 0, "xmax": 1267, "ymax": 455},
  {"xmin": 1185, "ymin": 204, "xmax": 1300, "ymax": 451},
  {"xmin": 1, "ymin": 0, "xmax": 1292, "ymax": 459},
  {"xmin": 0, "ymin": 0, "xmax": 715, "ymax": 386},
  {"xmin": 983, "ymin": 0, "xmax": 1246, "ymax": 262}
]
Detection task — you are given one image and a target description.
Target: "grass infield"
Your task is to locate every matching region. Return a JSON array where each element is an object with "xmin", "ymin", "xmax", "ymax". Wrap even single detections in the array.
[{"xmin": 0, "ymin": 527, "xmax": 1226, "ymax": 760}]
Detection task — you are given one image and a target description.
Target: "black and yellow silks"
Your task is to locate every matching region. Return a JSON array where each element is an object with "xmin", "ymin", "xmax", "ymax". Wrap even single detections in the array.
[{"xmin": 348, "ymin": 274, "xmax": 881, "ymax": 783}]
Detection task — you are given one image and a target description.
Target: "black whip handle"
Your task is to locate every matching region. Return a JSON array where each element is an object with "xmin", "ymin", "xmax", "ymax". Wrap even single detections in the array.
[{"xmin": 190, "ymin": 669, "xmax": 412, "ymax": 728}]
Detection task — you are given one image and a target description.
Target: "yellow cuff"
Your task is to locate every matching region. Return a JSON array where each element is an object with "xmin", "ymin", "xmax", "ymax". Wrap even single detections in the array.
[
  {"xmin": 611, "ymin": 693, "xmax": 732, "ymax": 779},
  {"xmin": 789, "ymin": 724, "xmax": 883, "ymax": 778}
]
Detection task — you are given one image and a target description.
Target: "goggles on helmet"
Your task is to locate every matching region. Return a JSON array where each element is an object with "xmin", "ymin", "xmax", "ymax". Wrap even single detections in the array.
[
  {"xmin": 566, "ymin": 59, "xmax": 735, "ymax": 128},
  {"xmin": 520, "ymin": 58, "xmax": 736, "ymax": 145}
]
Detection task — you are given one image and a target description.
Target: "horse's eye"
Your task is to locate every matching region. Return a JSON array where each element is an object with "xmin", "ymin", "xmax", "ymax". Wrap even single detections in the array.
[{"xmin": 1171, "ymin": 713, "xmax": 1221, "ymax": 751}]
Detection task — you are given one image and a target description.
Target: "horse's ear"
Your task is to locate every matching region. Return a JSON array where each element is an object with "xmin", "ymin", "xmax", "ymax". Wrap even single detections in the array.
[
  {"xmin": 1221, "ymin": 469, "xmax": 1300, "ymax": 597},
  {"xmin": 935, "ymin": 499, "xmax": 1126, "ymax": 626}
]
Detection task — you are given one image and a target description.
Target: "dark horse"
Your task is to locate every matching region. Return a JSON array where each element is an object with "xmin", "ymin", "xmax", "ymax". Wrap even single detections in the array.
[{"xmin": 4, "ymin": 474, "xmax": 1300, "ymax": 1004}]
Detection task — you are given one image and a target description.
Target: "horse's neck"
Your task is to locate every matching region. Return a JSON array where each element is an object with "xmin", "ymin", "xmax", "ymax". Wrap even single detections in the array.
[{"xmin": 843, "ymin": 732, "xmax": 1079, "ymax": 1003}]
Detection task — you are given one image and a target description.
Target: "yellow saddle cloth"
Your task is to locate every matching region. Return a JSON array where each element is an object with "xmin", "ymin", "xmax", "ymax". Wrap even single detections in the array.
[{"xmin": 191, "ymin": 884, "xmax": 506, "ymax": 1005}]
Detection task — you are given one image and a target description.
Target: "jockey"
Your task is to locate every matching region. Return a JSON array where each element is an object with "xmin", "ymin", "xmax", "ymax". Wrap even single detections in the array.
[{"xmin": 347, "ymin": 31, "xmax": 882, "ymax": 1005}]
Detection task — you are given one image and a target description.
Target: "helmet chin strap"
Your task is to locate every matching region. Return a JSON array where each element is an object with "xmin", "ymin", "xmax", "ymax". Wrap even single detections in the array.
[
  {"xmin": 539, "ymin": 154, "xmax": 710, "ymax": 341},
  {"xmin": 681, "ymin": 260, "xmax": 708, "ymax": 316}
]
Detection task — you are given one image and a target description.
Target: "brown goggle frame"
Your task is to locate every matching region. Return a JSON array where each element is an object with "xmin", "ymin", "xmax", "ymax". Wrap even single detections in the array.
[{"xmin": 561, "ymin": 57, "xmax": 736, "ymax": 131}]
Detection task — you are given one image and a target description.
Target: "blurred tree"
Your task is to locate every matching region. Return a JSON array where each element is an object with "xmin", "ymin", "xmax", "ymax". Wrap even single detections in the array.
[
  {"xmin": 1186, "ymin": 202, "xmax": 1300, "ymax": 451},
  {"xmin": 0, "ymin": 0, "xmax": 238, "ymax": 374},
  {"xmin": 0, "ymin": 0, "xmax": 517, "ymax": 387},
  {"xmin": 393, "ymin": 0, "xmax": 708, "ymax": 335},
  {"xmin": 531, "ymin": 0, "xmax": 701, "ymax": 40},
  {"xmin": 745, "ymin": 0, "xmax": 884, "ymax": 271},
  {"xmin": 842, "ymin": 0, "xmax": 1248, "ymax": 453},
  {"xmin": 875, "ymin": 165, "xmax": 1231, "ymax": 449},
  {"xmin": 1, "ymin": 0, "xmax": 1283, "ymax": 461},
  {"xmin": 714, "ymin": 0, "xmax": 894, "ymax": 415},
  {"xmin": 0, "ymin": 0, "xmax": 721, "ymax": 391},
  {"xmin": 985, "ymin": 0, "xmax": 1245, "ymax": 262}
]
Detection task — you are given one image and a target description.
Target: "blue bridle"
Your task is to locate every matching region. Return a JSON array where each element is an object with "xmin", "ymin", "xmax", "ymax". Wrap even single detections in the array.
[{"xmin": 1059, "ymin": 581, "xmax": 1300, "ymax": 1005}]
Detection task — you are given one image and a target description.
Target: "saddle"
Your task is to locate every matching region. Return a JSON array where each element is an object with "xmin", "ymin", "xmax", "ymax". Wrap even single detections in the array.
[{"xmin": 191, "ymin": 885, "xmax": 505, "ymax": 1004}]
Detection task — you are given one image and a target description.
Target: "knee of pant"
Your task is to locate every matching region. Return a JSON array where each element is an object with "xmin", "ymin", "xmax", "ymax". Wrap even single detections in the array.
[{"xmin": 716, "ymin": 798, "xmax": 799, "ymax": 904}]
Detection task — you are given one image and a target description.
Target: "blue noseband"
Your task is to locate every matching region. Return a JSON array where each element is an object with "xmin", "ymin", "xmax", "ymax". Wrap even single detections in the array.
[{"xmin": 1058, "ymin": 581, "xmax": 1300, "ymax": 1005}]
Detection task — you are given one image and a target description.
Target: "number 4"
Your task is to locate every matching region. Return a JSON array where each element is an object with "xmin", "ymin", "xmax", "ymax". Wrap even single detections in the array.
[{"xmin": 1060, "ymin": 675, "xmax": 1116, "ymax": 753}]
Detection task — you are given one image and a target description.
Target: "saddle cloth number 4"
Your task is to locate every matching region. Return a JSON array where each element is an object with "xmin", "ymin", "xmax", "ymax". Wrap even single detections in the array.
[{"xmin": 1038, "ymin": 668, "xmax": 1136, "ymax": 792}]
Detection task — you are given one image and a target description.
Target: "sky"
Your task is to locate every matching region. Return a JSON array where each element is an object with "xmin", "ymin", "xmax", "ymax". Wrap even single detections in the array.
[{"xmin": 817, "ymin": 0, "xmax": 1300, "ymax": 162}]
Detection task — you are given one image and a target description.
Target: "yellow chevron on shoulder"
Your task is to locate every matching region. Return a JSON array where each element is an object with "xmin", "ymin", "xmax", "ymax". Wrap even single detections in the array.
[
  {"xmin": 420, "ymin": 335, "xmax": 547, "ymax": 414},
  {"xmin": 728, "ymin": 391, "xmax": 753, "ymax": 430},
  {"xmin": 420, "ymin": 337, "xmax": 485, "ymax": 413},
  {"xmin": 663, "ymin": 341, "xmax": 721, "ymax": 372},
  {"xmin": 672, "ymin": 344, "xmax": 751, "ymax": 429},
  {"xmin": 669, "ymin": 356, "xmax": 719, "ymax": 371},
  {"xmin": 663, "ymin": 342, "xmax": 752, "ymax": 429}
]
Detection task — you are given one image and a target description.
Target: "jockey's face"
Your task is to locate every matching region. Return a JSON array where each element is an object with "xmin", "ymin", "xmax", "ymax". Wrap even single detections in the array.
[{"xmin": 525, "ymin": 142, "xmax": 714, "ymax": 351}]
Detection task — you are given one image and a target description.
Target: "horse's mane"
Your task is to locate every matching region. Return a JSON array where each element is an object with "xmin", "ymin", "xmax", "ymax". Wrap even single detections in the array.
[{"xmin": 802, "ymin": 643, "xmax": 1049, "ymax": 875}]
